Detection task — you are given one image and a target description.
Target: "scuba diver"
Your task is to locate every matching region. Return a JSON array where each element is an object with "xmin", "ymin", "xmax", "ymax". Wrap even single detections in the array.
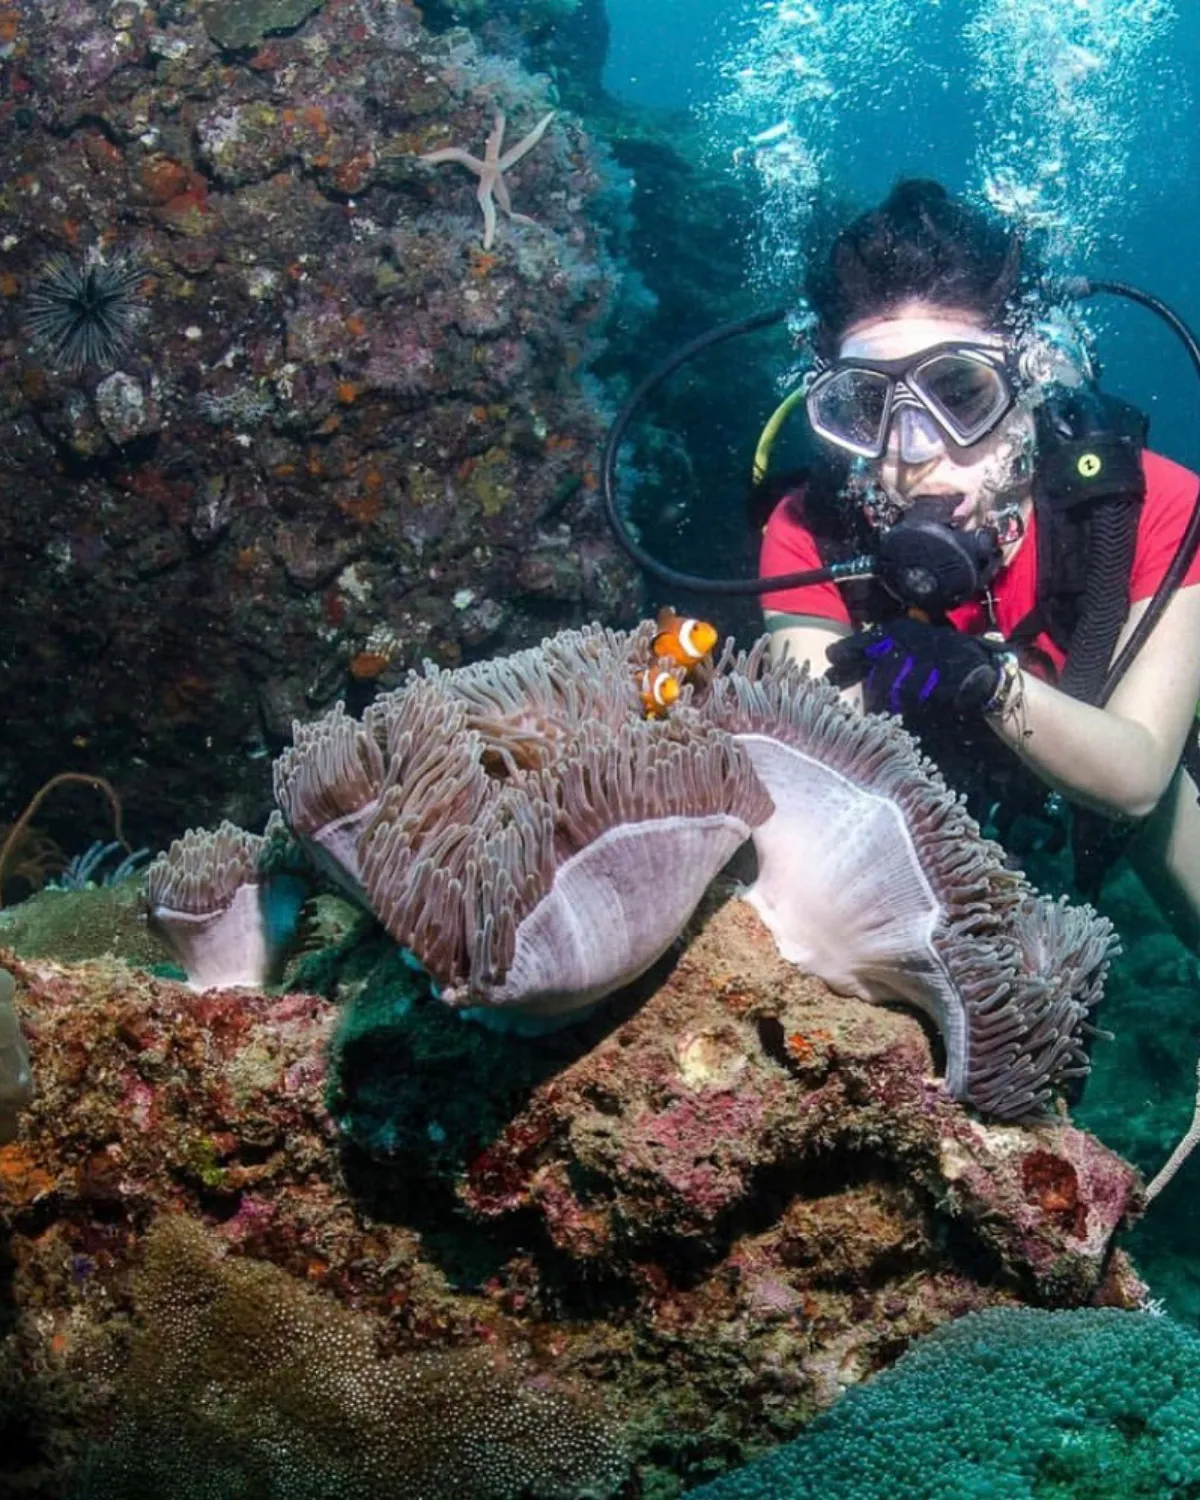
[{"xmin": 757, "ymin": 179, "xmax": 1200, "ymax": 940}]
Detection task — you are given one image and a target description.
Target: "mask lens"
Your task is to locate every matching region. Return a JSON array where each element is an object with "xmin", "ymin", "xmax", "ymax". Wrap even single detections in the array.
[
  {"xmin": 911, "ymin": 353, "xmax": 1010, "ymax": 443},
  {"xmin": 807, "ymin": 367, "xmax": 891, "ymax": 455}
]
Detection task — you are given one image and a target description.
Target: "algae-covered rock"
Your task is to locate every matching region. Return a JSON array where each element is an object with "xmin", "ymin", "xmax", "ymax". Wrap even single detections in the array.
[
  {"xmin": 202, "ymin": 0, "xmax": 324, "ymax": 50},
  {"xmin": 0, "ymin": 882, "xmax": 171, "ymax": 968},
  {"xmin": 0, "ymin": 894, "xmax": 1147, "ymax": 1497}
]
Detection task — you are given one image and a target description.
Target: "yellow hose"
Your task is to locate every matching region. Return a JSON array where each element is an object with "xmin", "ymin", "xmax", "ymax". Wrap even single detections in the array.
[{"xmin": 752, "ymin": 386, "xmax": 808, "ymax": 485}]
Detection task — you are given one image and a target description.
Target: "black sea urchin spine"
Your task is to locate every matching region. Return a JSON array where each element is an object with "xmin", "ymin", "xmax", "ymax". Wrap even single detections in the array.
[{"xmin": 23, "ymin": 251, "xmax": 147, "ymax": 373}]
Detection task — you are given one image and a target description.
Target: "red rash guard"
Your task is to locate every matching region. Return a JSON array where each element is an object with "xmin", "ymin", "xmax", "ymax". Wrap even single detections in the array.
[{"xmin": 760, "ymin": 450, "xmax": 1200, "ymax": 677}]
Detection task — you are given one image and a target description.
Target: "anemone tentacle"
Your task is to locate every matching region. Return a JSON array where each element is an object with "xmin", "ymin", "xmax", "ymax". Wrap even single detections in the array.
[
  {"xmin": 698, "ymin": 642, "xmax": 1115, "ymax": 1120},
  {"xmin": 272, "ymin": 701, "xmax": 388, "ymax": 897},
  {"xmin": 354, "ymin": 637, "xmax": 771, "ymax": 1020},
  {"xmin": 146, "ymin": 822, "xmax": 289, "ymax": 992}
]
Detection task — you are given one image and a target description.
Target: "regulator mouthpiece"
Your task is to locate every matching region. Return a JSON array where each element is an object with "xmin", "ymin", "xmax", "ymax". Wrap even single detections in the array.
[{"xmin": 874, "ymin": 495, "xmax": 1003, "ymax": 613}]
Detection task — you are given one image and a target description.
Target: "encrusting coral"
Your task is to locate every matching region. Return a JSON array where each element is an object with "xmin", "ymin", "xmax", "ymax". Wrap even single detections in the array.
[
  {"xmin": 689, "ymin": 1306, "xmax": 1200, "ymax": 1499},
  {"xmin": 74, "ymin": 1214, "xmax": 625, "ymax": 1499},
  {"xmin": 698, "ymin": 640, "xmax": 1116, "ymax": 1120},
  {"xmin": 0, "ymin": 927, "xmax": 1142, "ymax": 1497}
]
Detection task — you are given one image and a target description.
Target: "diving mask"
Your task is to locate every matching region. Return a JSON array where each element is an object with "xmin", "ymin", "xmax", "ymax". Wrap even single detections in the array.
[{"xmin": 806, "ymin": 342, "xmax": 1018, "ymax": 462}]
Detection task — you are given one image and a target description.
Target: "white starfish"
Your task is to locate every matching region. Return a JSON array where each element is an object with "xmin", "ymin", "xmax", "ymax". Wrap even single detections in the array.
[{"xmin": 418, "ymin": 110, "xmax": 556, "ymax": 250}]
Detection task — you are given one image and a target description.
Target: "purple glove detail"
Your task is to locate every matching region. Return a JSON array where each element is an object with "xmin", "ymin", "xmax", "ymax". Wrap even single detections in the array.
[{"xmin": 826, "ymin": 617, "xmax": 1003, "ymax": 721}]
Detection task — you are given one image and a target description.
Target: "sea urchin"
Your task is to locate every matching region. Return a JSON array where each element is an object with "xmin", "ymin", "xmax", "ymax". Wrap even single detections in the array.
[{"xmin": 23, "ymin": 249, "xmax": 148, "ymax": 373}]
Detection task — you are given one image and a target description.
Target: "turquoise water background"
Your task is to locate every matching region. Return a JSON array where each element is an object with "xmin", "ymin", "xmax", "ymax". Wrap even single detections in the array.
[
  {"xmin": 603, "ymin": 0, "xmax": 1200, "ymax": 1320},
  {"xmin": 604, "ymin": 0, "xmax": 1200, "ymax": 470}
]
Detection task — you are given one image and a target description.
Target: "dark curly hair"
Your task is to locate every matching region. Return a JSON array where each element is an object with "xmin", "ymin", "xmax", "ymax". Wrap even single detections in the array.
[{"xmin": 805, "ymin": 180, "xmax": 1032, "ymax": 354}]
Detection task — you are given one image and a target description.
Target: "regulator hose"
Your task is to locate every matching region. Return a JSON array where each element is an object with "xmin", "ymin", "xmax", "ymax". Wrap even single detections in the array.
[
  {"xmin": 599, "ymin": 306, "xmax": 863, "ymax": 597},
  {"xmin": 1063, "ymin": 278, "xmax": 1200, "ymax": 704}
]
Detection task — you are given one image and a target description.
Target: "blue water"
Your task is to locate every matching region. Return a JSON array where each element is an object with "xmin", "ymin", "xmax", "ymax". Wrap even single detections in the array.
[
  {"xmin": 606, "ymin": 0, "xmax": 1200, "ymax": 466},
  {"xmin": 604, "ymin": 0, "xmax": 723, "ymax": 110},
  {"xmin": 603, "ymin": 0, "xmax": 1200, "ymax": 1331}
]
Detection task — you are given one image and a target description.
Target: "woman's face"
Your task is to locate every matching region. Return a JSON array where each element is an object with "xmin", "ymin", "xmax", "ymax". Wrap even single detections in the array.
[{"xmin": 837, "ymin": 303, "xmax": 1035, "ymax": 533}]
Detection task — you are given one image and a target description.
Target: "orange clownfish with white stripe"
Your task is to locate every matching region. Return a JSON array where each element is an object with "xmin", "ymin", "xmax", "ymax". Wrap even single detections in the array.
[
  {"xmin": 638, "ymin": 666, "xmax": 681, "ymax": 720},
  {"xmin": 653, "ymin": 607, "xmax": 718, "ymax": 668}
]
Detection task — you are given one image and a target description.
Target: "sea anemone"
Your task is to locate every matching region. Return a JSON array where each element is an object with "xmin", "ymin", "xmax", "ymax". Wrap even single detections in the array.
[
  {"xmin": 360, "ymin": 714, "xmax": 770, "ymax": 1021},
  {"xmin": 268, "ymin": 621, "xmax": 1113, "ymax": 1113},
  {"xmin": 273, "ymin": 625, "xmax": 771, "ymax": 1024},
  {"xmin": 0, "ymin": 966, "xmax": 33, "ymax": 1145},
  {"xmin": 145, "ymin": 821, "xmax": 305, "ymax": 991},
  {"xmin": 272, "ymin": 701, "xmax": 390, "ymax": 901},
  {"xmin": 23, "ymin": 248, "xmax": 148, "ymax": 374},
  {"xmin": 272, "ymin": 687, "xmax": 482, "ymax": 901},
  {"xmin": 698, "ymin": 641, "xmax": 1116, "ymax": 1120},
  {"xmin": 425, "ymin": 620, "xmax": 654, "ymax": 774}
]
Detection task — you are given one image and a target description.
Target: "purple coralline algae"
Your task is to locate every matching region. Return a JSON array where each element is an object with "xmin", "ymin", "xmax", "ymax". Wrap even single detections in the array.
[{"xmin": 0, "ymin": 0, "xmax": 639, "ymax": 847}]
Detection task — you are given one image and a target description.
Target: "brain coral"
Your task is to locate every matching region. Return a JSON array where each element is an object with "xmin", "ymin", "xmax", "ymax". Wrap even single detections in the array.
[{"xmin": 687, "ymin": 1306, "xmax": 1200, "ymax": 1499}]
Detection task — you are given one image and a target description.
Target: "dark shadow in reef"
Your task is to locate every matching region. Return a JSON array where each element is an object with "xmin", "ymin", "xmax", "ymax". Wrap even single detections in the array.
[{"xmin": 329, "ymin": 930, "xmax": 670, "ymax": 1282}]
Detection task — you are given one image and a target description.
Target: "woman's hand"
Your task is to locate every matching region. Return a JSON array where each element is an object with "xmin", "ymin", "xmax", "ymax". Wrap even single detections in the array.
[
  {"xmin": 766, "ymin": 586, "xmax": 1200, "ymax": 823},
  {"xmin": 825, "ymin": 616, "xmax": 1006, "ymax": 718}
]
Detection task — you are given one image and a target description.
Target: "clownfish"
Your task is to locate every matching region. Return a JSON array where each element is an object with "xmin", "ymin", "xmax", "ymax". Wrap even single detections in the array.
[
  {"xmin": 639, "ymin": 666, "xmax": 681, "ymax": 719},
  {"xmin": 653, "ymin": 607, "xmax": 718, "ymax": 668}
]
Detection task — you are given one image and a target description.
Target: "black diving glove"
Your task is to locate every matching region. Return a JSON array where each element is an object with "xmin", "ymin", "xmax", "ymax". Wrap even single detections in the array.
[{"xmin": 825, "ymin": 617, "xmax": 1006, "ymax": 720}]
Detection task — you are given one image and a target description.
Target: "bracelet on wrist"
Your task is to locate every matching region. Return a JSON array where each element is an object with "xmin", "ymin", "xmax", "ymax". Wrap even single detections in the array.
[{"xmin": 983, "ymin": 650, "xmax": 1021, "ymax": 717}]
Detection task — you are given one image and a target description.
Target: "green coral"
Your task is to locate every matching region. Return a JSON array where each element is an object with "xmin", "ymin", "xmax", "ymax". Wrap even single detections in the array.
[
  {"xmin": 0, "ymin": 882, "xmax": 170, "ymax": 967},
  {"xmin": 688, "ymin": 1307, "xmax": 1200, "ymax": 1499}
]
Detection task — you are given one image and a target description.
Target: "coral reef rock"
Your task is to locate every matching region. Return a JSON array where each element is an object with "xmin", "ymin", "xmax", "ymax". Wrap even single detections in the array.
[
  {"xmin": 0, "ymin": 0, "xmax": 639, "ymax": 851},
  {"xmin": 0, "ymin": 887, "xmax": 1144, "ymax": 1497}
]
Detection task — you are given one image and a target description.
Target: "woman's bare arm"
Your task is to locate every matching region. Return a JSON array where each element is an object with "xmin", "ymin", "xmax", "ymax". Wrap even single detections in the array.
[
  {"xmin": 986, "ymin": 582, "xmax": 1200, "ymax": 819},
  {"xmin": 766, "ymin": 590, "xmax": 1200, "ymax": 822},
  {"xmin": 764, "ymin": 612, "xmax": 862, "ymax": 709}
]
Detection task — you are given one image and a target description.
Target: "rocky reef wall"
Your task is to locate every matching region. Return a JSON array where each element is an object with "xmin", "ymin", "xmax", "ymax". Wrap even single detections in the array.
[
  {"xmin": 0, "ymin": 886, "xmax": 1144, "ymax": 1496},
  {"xmin": 0, "ymin": 0, "xmax": 640, "ymax": 851}
]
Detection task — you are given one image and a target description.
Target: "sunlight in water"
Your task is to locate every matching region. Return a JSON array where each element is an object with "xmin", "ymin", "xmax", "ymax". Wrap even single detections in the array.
[
  {"xmin": 704, "ymin": 0, "xmax": 934, "ymax": 288},
  {"xmin": 707, "ymin": 0, "xmax": 1186, "ymax": 290},
  {"xmin": 967, "ymin": 0, "xmax": 1183, "ymax": 264}
]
